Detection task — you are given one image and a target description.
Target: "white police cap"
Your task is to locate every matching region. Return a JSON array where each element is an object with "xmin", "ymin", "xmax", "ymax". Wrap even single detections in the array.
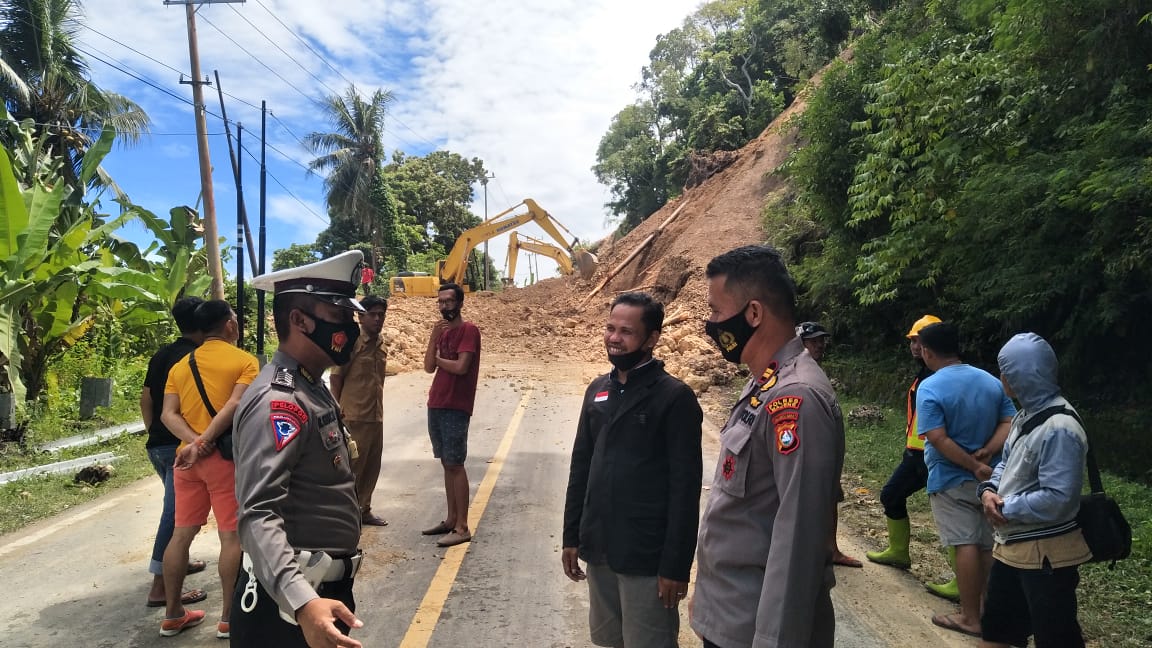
[{"xmin": 250, "ymin": 250, "xmax": 366, "ymax": 312}]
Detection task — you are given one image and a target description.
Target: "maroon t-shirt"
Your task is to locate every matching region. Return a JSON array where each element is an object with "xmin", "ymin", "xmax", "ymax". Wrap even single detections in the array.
[{"xmin": 427, "ymin": 321, "xmax": 481, "ymax": 415}]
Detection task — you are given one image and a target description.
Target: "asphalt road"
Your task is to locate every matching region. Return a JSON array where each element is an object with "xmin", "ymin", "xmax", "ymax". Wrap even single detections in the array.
[{"xmin": 0, "ymin": 361, "xmax": 964, "ymax": 648}]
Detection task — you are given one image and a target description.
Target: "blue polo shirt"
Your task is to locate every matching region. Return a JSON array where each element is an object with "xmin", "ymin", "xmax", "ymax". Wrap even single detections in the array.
[{"xmin": 917, "ymin": 364, "xmax": 1016, "ymax": 493}]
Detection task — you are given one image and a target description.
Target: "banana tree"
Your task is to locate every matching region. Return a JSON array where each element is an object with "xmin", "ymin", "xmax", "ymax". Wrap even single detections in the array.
[{"xmin": 0, "ymin": 121, "xmax": 170, "ymax": 403}]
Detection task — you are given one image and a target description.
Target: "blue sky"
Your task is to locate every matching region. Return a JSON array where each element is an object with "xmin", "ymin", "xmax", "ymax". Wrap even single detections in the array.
[{"xmin": 76, "ymin": 0, "xmax": 701, "ymax": 285}]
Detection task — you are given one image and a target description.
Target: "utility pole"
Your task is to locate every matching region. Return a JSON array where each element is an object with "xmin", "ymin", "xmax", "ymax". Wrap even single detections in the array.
[
  {"xmin": 257, "ymin": 101, "xmax": 267, "ymax": 357},
  {"xmin": 481, "ymin": 172, "xmax": 494, "ymax": 290},
  {"xmin": 166, "ymin": 0, "xmax": 245, "ymax": 300},
  {"xmin": 235, "ymin": 122, "xmax": 245, "ymax": 348}
]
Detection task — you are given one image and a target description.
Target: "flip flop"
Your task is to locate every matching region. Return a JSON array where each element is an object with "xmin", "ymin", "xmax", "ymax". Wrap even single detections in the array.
[
  {"xmin": 146, "ymin": 588, "xmax": 208, "ymax": 608},
  {"xmin": 832, "ymin": 554, "xmax": 864, "ymax": 568},
  {"xmin": 186, "ymin": 560, "xmax": 207, "ymax": 575},
  {"xmin": 931, "ymin": 613, "xmax": 981, "ymax": 638}
]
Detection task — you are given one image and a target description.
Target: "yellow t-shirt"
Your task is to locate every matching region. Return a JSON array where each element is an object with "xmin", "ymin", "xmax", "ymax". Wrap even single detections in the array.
[{"xmin": 165, "ymin": 339, "xmax": 259, "ymax": 447}]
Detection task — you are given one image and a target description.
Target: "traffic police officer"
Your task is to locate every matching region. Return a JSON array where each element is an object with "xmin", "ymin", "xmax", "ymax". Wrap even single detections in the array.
[
  {"xmin": 230, "ymin": 250, "xmax": 368, "ymax": 648},
  {"xmin": 693, "ymin": 245, "xmax": 846, "ymax": 648}
]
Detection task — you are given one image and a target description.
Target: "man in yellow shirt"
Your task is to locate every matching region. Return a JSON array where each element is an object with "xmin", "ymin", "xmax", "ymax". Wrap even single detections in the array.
[{"xmin": 158, "ymin": 300, "xmax": 259, "ymax": 638}]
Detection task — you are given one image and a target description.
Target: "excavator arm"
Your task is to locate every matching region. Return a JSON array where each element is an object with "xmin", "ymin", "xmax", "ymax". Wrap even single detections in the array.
[
  {"xmin": 439, "ymin": 198, "xmax": 595, "ymax": 285},
  {"xmin": 504, "ymin": 232, "xmax": 574, "ymax": 285},
  {"xmin": 392, "ymin": 198, "xmax": 597, "ymax": 296}
]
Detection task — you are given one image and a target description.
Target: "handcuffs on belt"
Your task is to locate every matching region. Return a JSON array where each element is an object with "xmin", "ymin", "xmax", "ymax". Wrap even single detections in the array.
[{"xmin": 240, "ymin": 550, "xmax": 363, "ymax": 625}]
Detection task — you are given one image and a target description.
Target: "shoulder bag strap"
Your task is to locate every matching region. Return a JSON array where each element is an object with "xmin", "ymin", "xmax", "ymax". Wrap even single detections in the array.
[{"xmin": 187, "ymin": 351, "xmax": 219, "ymax": 418}]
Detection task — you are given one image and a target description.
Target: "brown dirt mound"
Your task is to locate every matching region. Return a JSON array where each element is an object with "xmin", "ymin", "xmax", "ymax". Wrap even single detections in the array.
[{"xmin": 384, "ymin": 62, "xmax": 834, "ymax": 393}]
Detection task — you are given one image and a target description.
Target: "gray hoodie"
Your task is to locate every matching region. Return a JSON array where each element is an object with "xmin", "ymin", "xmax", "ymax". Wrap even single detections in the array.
[{"xmin": 985, "ymin": 333, "xmax": 1088, "ymax": 543}]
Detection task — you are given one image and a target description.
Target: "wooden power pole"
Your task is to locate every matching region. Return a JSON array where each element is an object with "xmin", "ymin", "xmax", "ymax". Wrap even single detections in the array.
[{"xmin": 166, "ymin": 0, "xmax": 246, "ymax": 299}]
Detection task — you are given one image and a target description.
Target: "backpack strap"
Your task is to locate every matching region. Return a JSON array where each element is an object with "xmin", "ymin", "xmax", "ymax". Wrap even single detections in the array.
[{"xmin": 1018, "ymin": 404, "xmax": 1103, "ymax": 495}]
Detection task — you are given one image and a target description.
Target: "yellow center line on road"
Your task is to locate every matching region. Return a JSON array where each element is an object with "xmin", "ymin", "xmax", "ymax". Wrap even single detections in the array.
[{"xmin": 398, "ymin": 389, "xmax": 534, "ymax": 648}]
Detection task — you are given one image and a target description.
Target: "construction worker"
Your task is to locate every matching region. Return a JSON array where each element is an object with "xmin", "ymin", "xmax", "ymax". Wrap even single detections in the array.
[{"xmin": 865, "ymin": 315, "xmax": 960, "ymax": 601}]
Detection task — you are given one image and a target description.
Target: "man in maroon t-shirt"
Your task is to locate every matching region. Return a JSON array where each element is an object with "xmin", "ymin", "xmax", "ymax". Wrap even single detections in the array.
[{"xmin": 421, "ymin": 282, "xmax": 481, "ymax": 548}]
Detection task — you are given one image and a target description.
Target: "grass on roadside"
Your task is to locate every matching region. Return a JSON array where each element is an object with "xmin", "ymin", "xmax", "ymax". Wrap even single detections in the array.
[
  {"xmin": 838, "ymin": 396, "xmax": 1152, "ymax": 648},
  {"xmin": 0, "ymin": 432, "xmax": 154, "ymax": 536}
]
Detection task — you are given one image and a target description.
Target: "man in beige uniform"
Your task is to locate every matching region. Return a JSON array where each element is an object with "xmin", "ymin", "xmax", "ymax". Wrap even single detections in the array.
[
  {"xmin": 330, "ymin": 294, "xmax": 389, "ymax": 527},
  {"xmin": 231, "ymin": 251, "xmax": 368, "ymax": 648},
  {"xmin": 693, "ymin": 245, "xmax": 846, "ymax": 648}
]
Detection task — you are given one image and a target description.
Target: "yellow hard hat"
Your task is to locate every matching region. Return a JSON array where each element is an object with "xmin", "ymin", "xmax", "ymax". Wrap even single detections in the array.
[{"xmin": 906, "ymin": 315, "xmax": 942, "ymax": 338}]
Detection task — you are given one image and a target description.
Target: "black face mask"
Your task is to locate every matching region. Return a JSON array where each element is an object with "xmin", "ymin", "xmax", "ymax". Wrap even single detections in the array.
[
  {"xmin": 705, "ymin": 303, "xmax": 756, "ymax": 364},
  {"xmin": 302, "ymin": 311, "xmax": 360, "ymax": 366},
  {"xmin": 440, "ymin": 308, "xmax": 461, "ymax": 322},
  {"xmin": 608, "ymin": 347, "xmax": 651, "ymax": 372}
]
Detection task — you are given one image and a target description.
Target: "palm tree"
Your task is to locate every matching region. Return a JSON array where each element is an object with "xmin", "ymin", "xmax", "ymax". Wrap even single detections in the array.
[
  {"xmin": 306, "ymin": 84, "xmax": 395, "ymax": 272},
  {"xmin": 306, "ymin": 85, "xmax": 394, "ymax": 230},
  {"xmin": 0, "ymin": 0, "xmax": 150, "ymax": 192}
]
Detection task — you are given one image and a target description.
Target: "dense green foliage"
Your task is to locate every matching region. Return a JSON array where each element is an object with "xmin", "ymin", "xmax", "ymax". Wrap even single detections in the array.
[
  {"xmin": 778, "ymin": 0, "xmax": 1152, "ymax": 478},
  {"xmin": 593, "ymin": 0, "xmax": 875, "ymax": 230}
]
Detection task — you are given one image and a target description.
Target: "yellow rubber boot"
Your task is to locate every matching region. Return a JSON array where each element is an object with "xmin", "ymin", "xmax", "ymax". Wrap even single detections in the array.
[
  {"xmin": 865, "ymin": 517, "xmax": 912, "ymax": 568},
  {"xmin": 925, "ymin": 545, "xmax": 960, "ymax": 602}
]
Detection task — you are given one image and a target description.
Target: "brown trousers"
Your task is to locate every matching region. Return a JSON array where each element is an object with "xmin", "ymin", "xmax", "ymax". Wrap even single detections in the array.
[{"xmin": 345, "ymin": 419, "xmax": 383, "ymax": 515}]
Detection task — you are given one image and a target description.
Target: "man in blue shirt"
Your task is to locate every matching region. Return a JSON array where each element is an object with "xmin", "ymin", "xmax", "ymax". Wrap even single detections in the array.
[{"xmin": 916, "ymin": 322, "xmax": 1015, "ymax": 638}]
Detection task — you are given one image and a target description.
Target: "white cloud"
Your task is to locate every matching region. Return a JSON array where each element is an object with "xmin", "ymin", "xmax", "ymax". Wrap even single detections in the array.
[{"xmin": 78, "ymin": 0, "xmax": 701, "ymax": 277}]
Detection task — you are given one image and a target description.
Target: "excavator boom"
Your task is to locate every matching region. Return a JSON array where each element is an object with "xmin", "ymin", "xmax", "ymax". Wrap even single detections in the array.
[{"xmin": 391, "ymin": 198, "xmax": 597, "ymax": 296}]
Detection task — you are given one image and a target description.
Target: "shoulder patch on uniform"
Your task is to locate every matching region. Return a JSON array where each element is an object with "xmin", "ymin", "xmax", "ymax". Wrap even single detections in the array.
[
  {"xmin": 272, "ymin": 413, "xmax": 301, "ymax": 451},
  {"xmin": 271, "ymin": 367, "xmax": 295, "ymax": 391},
  {"xmin": 270, "ymin": 400, "xmax": 308, "ymax": 424},
  {"xmin": 776, "ymin": 419, "xmax": 800, "ymax": 455},
  {"xmin": 766, "ymin": 395, "xmax": 803, "ymax": 414}
]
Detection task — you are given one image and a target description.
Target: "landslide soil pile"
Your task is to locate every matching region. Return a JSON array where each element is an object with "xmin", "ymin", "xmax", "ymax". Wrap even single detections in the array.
[{"xmin": 382, "ymin": 66, "xmax": 830, "ymax": 396}]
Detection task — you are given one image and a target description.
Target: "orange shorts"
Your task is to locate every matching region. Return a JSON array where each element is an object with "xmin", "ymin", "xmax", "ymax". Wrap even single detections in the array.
[{"xmin": 173, "ymin": 452, "xmax": 238, "ymax": 531}]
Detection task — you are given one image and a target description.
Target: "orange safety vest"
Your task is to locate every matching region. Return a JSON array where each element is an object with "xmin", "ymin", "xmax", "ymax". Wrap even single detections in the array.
[{"xmin": 905, "ymin": 376, "xmax": 926, "ymax": 450}]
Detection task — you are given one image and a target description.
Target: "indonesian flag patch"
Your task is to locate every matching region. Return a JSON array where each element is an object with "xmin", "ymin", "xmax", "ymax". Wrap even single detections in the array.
[{"xmin": 594, "ymin": 391, "xmax": 609, "ymax": 403}]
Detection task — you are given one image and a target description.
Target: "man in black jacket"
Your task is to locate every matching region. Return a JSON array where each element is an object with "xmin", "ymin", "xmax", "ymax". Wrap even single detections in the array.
[{"xmin": 562, "ymin": 292, "xmax": 704, "ymax": 648}]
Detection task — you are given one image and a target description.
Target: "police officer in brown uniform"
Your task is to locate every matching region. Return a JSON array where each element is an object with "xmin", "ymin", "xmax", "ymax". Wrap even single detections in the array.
[
  {"xmin": 692, "ymin": 245, "xmax": 846, "ymax": 648},
  {"xmin": 231, "ymin": 251, "xmax": 367, "ymax": 648}
]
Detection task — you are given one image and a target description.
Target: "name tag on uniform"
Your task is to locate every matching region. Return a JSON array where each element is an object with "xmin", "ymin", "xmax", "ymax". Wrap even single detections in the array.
[{"xmin": 594, "ymin": 391, "xmax": 609, "ymax": 402}]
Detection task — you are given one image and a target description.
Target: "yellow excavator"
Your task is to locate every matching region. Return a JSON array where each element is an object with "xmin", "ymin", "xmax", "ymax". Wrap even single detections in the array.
[
  {"xmin": 390, "ymin": 198, "xmax": 598, "ymax": 296},
  {"xmin": 503, "ymin": 232, "xmax": 574, "ymax": 287}
]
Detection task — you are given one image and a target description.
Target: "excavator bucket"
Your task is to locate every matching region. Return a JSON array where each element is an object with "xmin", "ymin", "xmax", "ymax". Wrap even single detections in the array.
[{"xmin": 575, "ymin": 250, "xmax": 599, "ymax": 280}]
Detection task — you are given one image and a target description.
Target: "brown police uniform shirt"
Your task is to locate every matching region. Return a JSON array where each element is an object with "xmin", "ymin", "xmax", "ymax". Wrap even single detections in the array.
[
  {"xmin": 331, "ymin": 333, "xmax": 387, "ymax": 422},
  {"xmin": 691, "ymin": 337, "xmax": 846, "ymax": 648},
  {"xmin": 233, "ymin": 351, "xmax": 361, "ymax": 616}
]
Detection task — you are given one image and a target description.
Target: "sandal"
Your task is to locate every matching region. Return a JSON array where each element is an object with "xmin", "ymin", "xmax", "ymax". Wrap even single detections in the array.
[
  {"xmin": 187, "ymin": 560, "xmax": 207, "ymax": 575},
  {"xmin": 146, "ymin": 588, "xmax": 208, "ymax": 608},
  {"xmin": 931, "ymin": 613, "xmax": 981, "ymax": 638},
  {"xmin": 422, "ymin": 520, "xmax": 452, "ymax": 536}
]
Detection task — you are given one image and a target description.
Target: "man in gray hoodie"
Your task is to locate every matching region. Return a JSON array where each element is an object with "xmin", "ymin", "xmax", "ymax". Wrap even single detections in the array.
[{"xmin": 977, "ymin": 333, "xmax": 1092, "ymax": 648}]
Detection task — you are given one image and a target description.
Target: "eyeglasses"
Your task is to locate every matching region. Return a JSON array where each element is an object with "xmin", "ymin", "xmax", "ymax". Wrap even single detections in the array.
[{"xmin": 436, "ymin": 299, "xmax": 457, "ymax": 306}]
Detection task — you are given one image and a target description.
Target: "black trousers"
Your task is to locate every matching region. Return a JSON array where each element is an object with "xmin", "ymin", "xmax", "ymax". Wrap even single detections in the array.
[
  {"xmin": 879, "ymin": 448, "xmax": 929, "ymax": 520},
  {"xmin": 229, "ymin": 567, "xmax": 356, "ymax": 648},
  {"xmin": 981, "ymin": 559, "xmax": 1084, "ymax": 648}
]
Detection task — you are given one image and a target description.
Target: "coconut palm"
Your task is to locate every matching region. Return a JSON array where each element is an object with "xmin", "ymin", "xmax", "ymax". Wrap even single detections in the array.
[
  {"xmin": 305, "ymin": 85, "xmax": 394, "ymax": 232},
  {"xmin": 0, "ymin": 0, "xmax": 150, "ymax": 192}
]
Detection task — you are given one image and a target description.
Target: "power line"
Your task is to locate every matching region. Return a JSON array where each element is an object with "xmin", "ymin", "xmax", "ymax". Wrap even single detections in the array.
[
  {"xmin": 240, "ymin": 143, "xmax": 329, "ymax": 227},
  {"xmin": 197, "ymin": 11, "xmax": 315, "ymax": 107},
  {"xmin": 1, "ymin": 116, "xmax": 221, "ymax": 136},
  {"xmin": 82, "ymin": 23, "xmax": 185, "ymax": 77},
  {"xmin": 227, "ymin": 3, "xmax": 340, "ymax": 98},
  {"xmin": 252, "ymin": 0, "xmax": 357, "ymax": 89},
  {"xmin": 78, "ymin": 45, "xmax": 226, "ymax": 122}
]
